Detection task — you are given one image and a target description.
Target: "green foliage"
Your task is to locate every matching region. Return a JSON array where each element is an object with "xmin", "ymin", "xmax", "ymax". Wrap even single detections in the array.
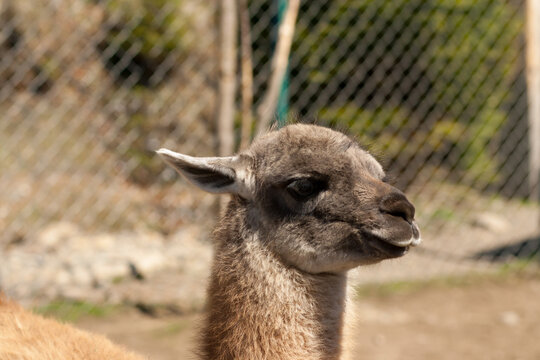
[
  {"xmin": 108, "ymin": 0, "xmax": 188, "ymax": 53},
  {"xmin": 101, "ymin": 0, "xmax": 189, "ymax": 87},
  {"xmin": 294, "ymin": 0, "xmax": 523, "ymax": 185},
  {"xmin": 498, "ymin": 259, "xmax": 540, "ymax": 275},
  {"xmin": 118, "ymin": 89, "xmax": 169, "ymax": 185},
  {"xmin": 319, "ymin": 105, "xmax": 411, "ymax": 158},
  {"xmin": 355, "ymin": 265, "xmax": 540, "ymax": 299},
  {"xmin": 35, "ymin": 300, "xmax": 119, "ymax": 323},
  {"xmin": 430, "ymin": 207, "xmax": 457, "ymax": 221},
  {"xmin": 98, "ymin": 0, "xmax": 195, "ymax": 184},
  {"xmin": 319, "ymin": 105, "xmax": 466, "ymax": 173}
]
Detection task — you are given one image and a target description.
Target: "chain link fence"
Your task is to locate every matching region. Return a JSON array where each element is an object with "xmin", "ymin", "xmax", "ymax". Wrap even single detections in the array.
[{"xmin": 0, "ymin": 0, "xmax": 538, "ymax": 305}]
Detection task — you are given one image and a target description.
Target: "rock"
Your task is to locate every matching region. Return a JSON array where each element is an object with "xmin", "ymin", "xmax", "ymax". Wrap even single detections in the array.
[
  {"xmin": 111, "ymin": 268, "xmax": 210, "ymax": 314},
  {"xmin": 500, "ymin": 311, "xmax": 520, "ymax": 326},
  {"xmin": 58, "ymin": 268, "xmax": 73, "ymax": 286},
  {"xmin": 2, "ymin": 223, "xmax": 212, "ymax": 307},
  {"xmin": 90, "ymin": 259, "xmax": 130, "ymax": 286},
  {"xmin": 471, "ymin": 213, "xmax": 509, "ymax": 232},
  {"xmin": 90, "ymin": 234, "xmax": 116, "ymax": 251},
  {"xmin": 129, "ymin": 250, "xmax": 169, "ymax": 276},
  {"xmin": 35, "ymin": 222, "xmax": 80, "ymax": 251},
  {"xmin": 70, "ymin": 266, "xmax": 93, "ymax": 287}
]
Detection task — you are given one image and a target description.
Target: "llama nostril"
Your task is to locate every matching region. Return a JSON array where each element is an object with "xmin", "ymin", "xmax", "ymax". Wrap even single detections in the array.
[{"xmin": 379, "ymin": 191, "xmax": 415, "ymax": 224}]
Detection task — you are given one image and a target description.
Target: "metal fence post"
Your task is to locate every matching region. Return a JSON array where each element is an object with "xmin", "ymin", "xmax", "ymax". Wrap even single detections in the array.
[{"xmin": 276, "ymin": 0, "xmax": 289, "ymax": 128}]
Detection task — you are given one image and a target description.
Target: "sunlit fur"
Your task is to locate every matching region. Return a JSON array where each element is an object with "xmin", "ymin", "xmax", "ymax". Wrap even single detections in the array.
[{"xmin": 0, "ymin": 295, "xmax": 145, "ymax": 360}]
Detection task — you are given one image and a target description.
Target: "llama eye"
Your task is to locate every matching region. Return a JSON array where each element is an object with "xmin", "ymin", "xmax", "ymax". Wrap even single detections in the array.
[{"xmin": 286, "ymin": 178, "xmax": 322, "ymax": 200}]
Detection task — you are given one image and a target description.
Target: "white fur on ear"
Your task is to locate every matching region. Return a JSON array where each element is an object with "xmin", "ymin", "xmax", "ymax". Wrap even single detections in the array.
[{"xmin": 156, "ymin": 148, "xmax": 252, "ymax": 199}]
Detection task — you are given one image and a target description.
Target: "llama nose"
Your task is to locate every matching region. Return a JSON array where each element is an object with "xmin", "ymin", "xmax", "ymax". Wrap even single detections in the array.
[{"xmin": 379, "ymin": 191, "xmax": 415, "ymax": 224}]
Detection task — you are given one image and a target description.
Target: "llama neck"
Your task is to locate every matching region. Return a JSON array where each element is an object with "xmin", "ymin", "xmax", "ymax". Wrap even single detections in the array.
[{"xmin": 200, "ymin": 202, "xmax": 348, "ymax": 360}]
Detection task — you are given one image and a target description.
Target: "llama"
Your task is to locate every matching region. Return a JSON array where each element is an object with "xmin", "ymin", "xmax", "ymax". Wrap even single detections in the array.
[
  {"xmin": 0, "ymin": 124, "xmax": 420, "ymax": 360},
  {"xmin": 157, "ymin": 124, "xmax": 421, "ymax": 360},
  {"xmin": 0, "ymin": 295, "xmax": 145, "ymax": 360}
]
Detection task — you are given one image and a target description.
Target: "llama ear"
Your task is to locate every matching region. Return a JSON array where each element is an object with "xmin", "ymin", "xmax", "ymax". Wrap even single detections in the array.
[{"xmin": 156, "ymin": 148, "xmax": 253, "ymax": 199}]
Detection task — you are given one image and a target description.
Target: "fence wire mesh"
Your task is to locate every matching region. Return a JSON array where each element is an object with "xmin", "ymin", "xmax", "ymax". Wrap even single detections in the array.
[{"xmin": 0, "ymin": 0, "xmax": 538, "ymax": 305}]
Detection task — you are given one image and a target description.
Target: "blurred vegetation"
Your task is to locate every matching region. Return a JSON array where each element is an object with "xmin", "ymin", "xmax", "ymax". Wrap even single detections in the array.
[
  {"xmin": 104, "ymin": 0, "xmax": 522, "ymax": 189},
  {"xmin": 116, "ymin": 88, "xmax": 168, "ymax": 185},
  {"xmin": 0, "ymin": 3, "xmax": 53, "ymax": 93},
  {"xmin": 4, "ymin": 0, "xmax": 524, "ymax": 191},
  {"xmin": 99, "ymin": 0, "xmax": 190, "ymax": 87},
  {"xmin": 97, "ymin": 0, "xmax": 194, "ymax": 185},
  {"xmin": 36, "ymin": 300, "xmax": 119, "ymax": 322},
  {"xmin": 281, "ymin": 0, "xmax": 522, "ymax": 187}
]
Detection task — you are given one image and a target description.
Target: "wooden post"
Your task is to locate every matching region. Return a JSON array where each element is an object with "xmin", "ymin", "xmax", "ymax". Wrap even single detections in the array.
[
  {"xmin": 218, "ymin": 0, "xmax": 237, "ymax": 157},
  {"xmin": 527, "ymin": 0, "xmax": 540, "ymax": 208},
  {"xmin": 217, "ymin": 0, "xmax": 238, "ymax": 212},
  {"xmin": 238, "ymin": 0, "xmax": 254, "ymax": 150}
]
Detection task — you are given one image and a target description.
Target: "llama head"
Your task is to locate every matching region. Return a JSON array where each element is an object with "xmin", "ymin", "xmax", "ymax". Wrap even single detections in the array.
[{"xmin": 158, "ymin": 124, "xmax": 421, "ymax": 274}]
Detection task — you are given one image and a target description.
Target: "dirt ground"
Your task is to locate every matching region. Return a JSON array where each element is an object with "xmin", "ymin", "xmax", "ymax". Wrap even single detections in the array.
[{"xmin": 76, "ymin": 271, "xmax": 540, "ymax": 360}]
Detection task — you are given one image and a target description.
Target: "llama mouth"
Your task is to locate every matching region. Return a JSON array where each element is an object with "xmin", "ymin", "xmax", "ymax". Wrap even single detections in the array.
[
  {"xmin": 364, "ymin": 222, "xmax": 422, "ymax": 249},
  {"xmin": 360, "ymin": 225, "xmax": 421, "ymax": 258},
  {"xmin": 372, "ymin": 237, "xmax": 409, "ymax": 258}
]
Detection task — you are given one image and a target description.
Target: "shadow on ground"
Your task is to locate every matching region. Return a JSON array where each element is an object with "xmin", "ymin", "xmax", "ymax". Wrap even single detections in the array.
[{"xmin": 473, "ymin": 236, "xmax": 540, "ymax": 262}]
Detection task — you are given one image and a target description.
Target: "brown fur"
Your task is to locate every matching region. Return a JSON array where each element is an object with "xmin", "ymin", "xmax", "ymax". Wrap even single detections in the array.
[
  {"xmin": 158, "ymin": 124, "xmax": 421, "ymax": 360},
  {"xmin": 201, "ymin": 201, "xmax": 347, "ymax": 360},
  {"xmin": 0, "ymin": 295, "xmax": 145, "ymax": 360}
]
